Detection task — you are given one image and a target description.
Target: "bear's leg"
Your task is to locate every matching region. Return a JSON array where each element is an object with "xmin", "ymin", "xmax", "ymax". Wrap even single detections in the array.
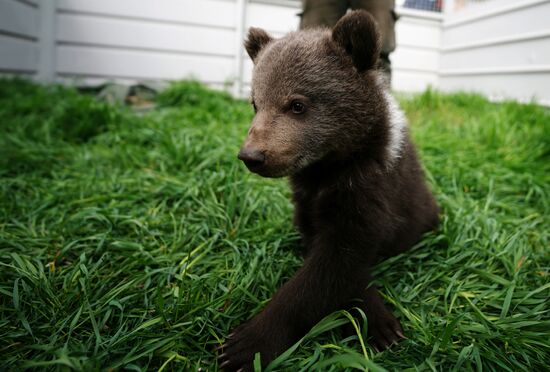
[{"xmin": 217, "ymin": 249, "xmax": 370, "ymax": 371}]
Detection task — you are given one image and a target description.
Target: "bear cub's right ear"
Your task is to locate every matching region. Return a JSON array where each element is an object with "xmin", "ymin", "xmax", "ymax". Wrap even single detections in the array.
[
  {"xmin": 245, "ymin": 27, "xmax": 273, "ymax": 63},
  {"xmin": 332, "ymin": 10, "xmax": 381, "ymax": 72}
]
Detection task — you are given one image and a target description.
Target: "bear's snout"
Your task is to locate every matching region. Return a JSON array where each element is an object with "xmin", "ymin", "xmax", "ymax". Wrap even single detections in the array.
[{"xmin": 238, "ymin": 147, "xmax": 266, "ymax": 171}]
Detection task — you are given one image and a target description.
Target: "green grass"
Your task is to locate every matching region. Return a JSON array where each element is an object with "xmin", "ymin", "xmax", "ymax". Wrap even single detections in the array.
[{"xmin": 0, "ymin": 79, "xmax": 548, "ymax": 371}]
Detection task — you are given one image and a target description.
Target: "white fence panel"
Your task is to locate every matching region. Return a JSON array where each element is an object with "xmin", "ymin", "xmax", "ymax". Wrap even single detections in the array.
[
  {"xmin": 55, "ymin": 0, "xmax": 238, "ymax": 85},
  {"xmin": 441, "ymin": 73, "xmax": 550, "ymax": 105},
  {"xmin": 392, "ymin": 9, "xmax": 442, "ymax": 92},
  {"xmin": 441, "ymin": 35, "xmax": 550, "ymax": 70},
  {"xmin": 393, "ymin": 70, "xmax": 439, "ymax": 92},
  {"xmin": 57, "ymin": 0, "xmax": 237, "ymax": 29},
  {"xmin": 392, "ymin": 47, "xmax": 439, "ymax": 72},
  {"xmin": 0, "ymin": 0, "xmax": 39, "ymax": 74},
  {"xmin": 440, "ymin": 0, "xmax": 550, "ymax": 104},
  {"xmin": 0, "ymin": 35, "xmax": 38, "ymax": 72},
  {"xmin": 1, "ymin": 0, "xmax": 548, "ymax": 105},
  {"xmin": 396, "ymin": 11, "xmax": 441, "ymax": 49},
  {"xmin": 57, "ymin": 14, "xmax": 236, "ymax": 58},
  {"xmin": 443, "ymin": 0, "xmax": 550, "ymax": 43},
  {"xmin": 57, "ymin": 46, "xmax": 235, "ymax": 83},
  {"xmin": 0, "ymin": 0, "xmax": 38, "ymax": 38}
]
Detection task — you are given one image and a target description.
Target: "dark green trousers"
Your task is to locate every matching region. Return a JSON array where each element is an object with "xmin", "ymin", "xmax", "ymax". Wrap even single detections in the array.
[{"xmin": 300, "ymin": 0, "xmax": 396, "ymax": 85}]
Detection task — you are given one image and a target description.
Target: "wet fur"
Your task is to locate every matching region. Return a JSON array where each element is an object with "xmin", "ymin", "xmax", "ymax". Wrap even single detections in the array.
[{"xmin": 219, "ymin": 11, "xmax": 439, "ymax": 371}]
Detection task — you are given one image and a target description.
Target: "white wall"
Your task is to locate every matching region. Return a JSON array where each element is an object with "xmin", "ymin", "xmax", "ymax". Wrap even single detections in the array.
[
  {"xmin": 55, "ymin": 0, "xmax": 239, "ymax": 86},
  {"xmin": 0, "ymin": 0, "xmax": 39, "ymax": 77},
  {"xmin": 0, "ymin": 0, "xmax": 438, "ymax": 96},
  {"xmin": 393, "ymin": 8, "xmax": 442, "ymax": 92},
  {"xmin": 440, "ymin": 0, "xmax": 550, "ymax": 105},
  {"xmin": 1, "ymin": 0, "xmax": 548, "ymax": 105}
]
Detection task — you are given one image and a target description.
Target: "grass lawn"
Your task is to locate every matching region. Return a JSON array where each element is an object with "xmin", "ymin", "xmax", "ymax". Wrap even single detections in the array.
[{"xmin": 0, "ymin": 79, "xmax": 548, "ymax": 371}]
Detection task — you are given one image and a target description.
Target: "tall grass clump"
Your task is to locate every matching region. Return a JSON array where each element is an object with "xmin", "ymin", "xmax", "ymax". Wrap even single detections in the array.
[{"xmin": 0, "ymin": 79, "xmax": 548, "ymax": 371}]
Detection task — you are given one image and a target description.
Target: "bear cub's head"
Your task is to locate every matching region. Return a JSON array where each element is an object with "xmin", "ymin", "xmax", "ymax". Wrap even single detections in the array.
[{"xmin": 239, "ymin": 10, "xmax": 391, "ymax": 178}]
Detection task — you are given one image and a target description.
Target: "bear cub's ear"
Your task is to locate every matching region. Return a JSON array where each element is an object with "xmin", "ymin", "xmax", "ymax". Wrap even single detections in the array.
[
  {"xmin": 245, "ymin": 27, "xmax": 273, "ymax": 63},
  {"xmin": 332, "ymin": 10, "xmax": 381, "ymax": 72}
]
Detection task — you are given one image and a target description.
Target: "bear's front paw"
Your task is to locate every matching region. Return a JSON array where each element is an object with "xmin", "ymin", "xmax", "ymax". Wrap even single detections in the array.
[
  {"xmin": 367, "ymin": 307, "xmax": 405, "ymax": 352},
  {"xmin": 216, "ymin": 318, "xmax": 293, "ymax": 372}
]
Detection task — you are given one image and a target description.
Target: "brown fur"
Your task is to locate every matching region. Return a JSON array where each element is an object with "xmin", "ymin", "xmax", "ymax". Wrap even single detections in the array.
[{"xmin": 219, "ymin": 11, "xmax": 439, "ymax": 371}]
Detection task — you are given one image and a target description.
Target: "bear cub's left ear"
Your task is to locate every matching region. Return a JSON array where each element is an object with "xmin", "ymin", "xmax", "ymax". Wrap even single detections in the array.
[
  {"xmin": 245, "ymin": 27, "xmax": 273, "ymax": 63},
  {"xmin": 332, "ymin": 10, "xmax": 381, "ymax": 72}
]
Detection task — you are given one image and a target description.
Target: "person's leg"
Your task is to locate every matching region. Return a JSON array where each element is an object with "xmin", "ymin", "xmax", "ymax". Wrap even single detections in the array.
[
  {"xmin": 300, "ymin": 0, "xmax": 349, "ymax": 29},
  {"xmin": 351, "ymin": 0, "xmax": 397, "ymax": 86}
]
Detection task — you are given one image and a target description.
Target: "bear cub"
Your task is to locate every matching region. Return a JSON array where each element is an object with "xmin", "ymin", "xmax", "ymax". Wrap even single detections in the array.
[{"xmin": 218, "ymin": 10, "xmax": 439, "ymax": 371}]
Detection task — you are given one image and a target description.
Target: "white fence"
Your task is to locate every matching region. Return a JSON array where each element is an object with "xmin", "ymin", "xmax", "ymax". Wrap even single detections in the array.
[
  {"xmin": 392, "ymin": 8, "xmax": 442, "ymax": 92},
  {"xmin": 0, "ymin": 0, "xmax": 39, "ymax": 76},
  {"xmin": 0, "ymin": 0, "xmax": 441, "ymax": 95},
  {"xmin": 440, "ymin": 0, "xmax": 550, "ymax": 105},
  {"xmin": 0, "ymin": 0, "xmax": 549, "ymax": 105},
  {"xmin": 56, "ymin": 0, "xmax": 240, "ymax": 90}
]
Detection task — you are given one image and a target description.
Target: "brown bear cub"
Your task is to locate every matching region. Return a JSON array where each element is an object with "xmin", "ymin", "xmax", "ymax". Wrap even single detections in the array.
[{"xmin": 218, "ymin": 10, "xmax": 439, "ymax": 371}]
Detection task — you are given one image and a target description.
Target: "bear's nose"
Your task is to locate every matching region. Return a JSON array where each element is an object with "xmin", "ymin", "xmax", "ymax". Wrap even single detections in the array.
[{"xmin": 238, "ymin": 148, "xmax": 265, "ymax": 168}]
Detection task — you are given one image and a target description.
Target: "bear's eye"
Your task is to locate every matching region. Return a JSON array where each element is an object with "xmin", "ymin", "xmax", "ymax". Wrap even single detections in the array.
[
  {"xmin": 291, "ymin": 101, "xmax": 305, "ymax": 114},
  {"xmin": 252, "ymin": 100, "xmax": 257, "ymax": 113}
]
